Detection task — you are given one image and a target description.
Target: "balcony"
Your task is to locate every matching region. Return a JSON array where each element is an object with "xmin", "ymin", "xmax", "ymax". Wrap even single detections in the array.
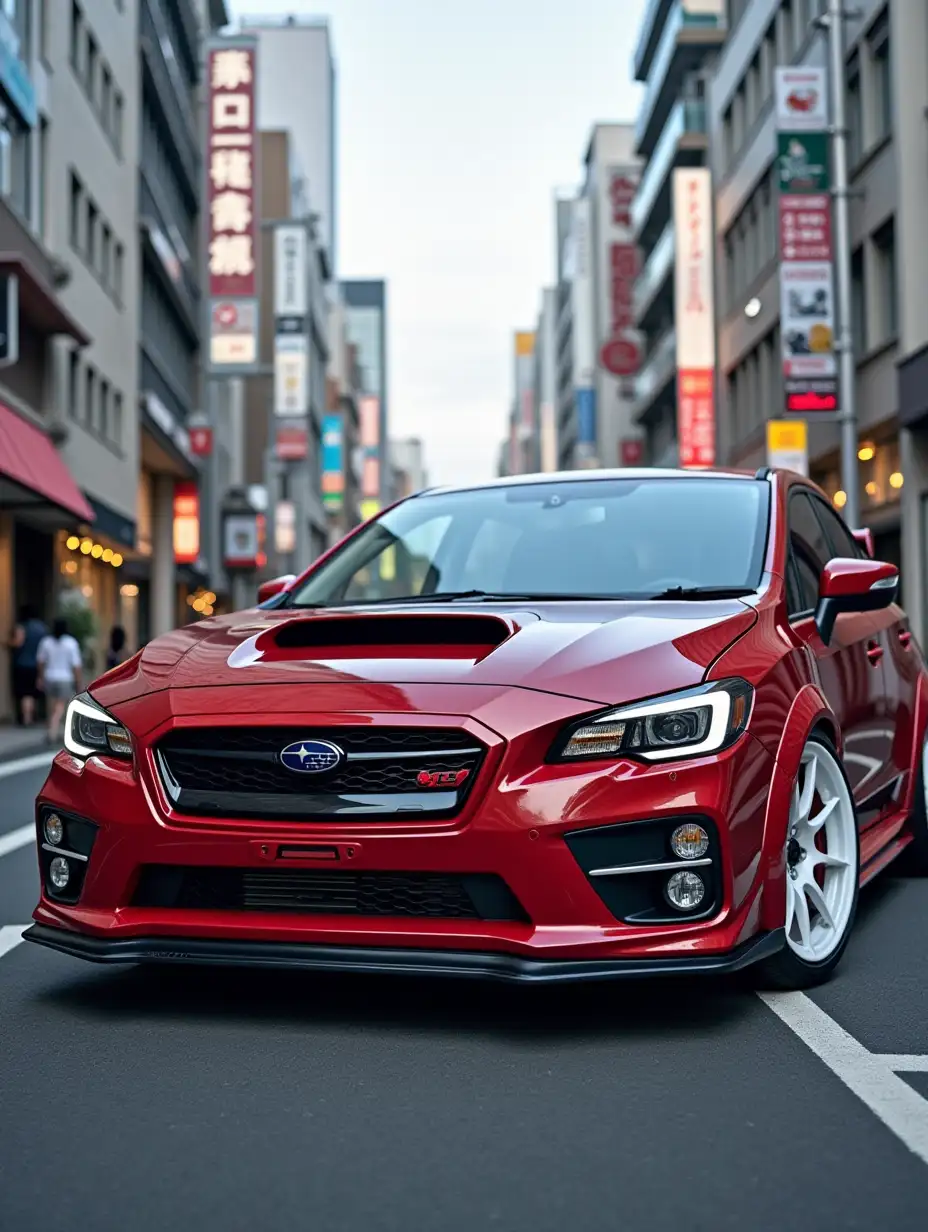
[
  {"xmin": 631, "ymin": 97, "xmax": 707, "ymax": 249},
  {"xmin": 634, "ymin": 221, "xmax": 674, "ymax": 330},
  {"xmin": 633, "ymin": 0, "xmax": 675, "ymax": 82},
  {"xmin": 634, "ymin": 1, "xmax": 726, "ymax": 160},
  {"xmin": 634, "ymin": 327, "xmax": 677, "ymax": 425}
]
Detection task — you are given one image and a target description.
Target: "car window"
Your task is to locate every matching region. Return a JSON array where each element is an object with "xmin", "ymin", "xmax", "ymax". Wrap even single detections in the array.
[
  {"xmin": 808, "ymin": 496, "xmax": 862, "ymax": 560},
  {"xmin": 787, "ymin": 492, "xmax": 832, "ymax": 618},
  {"xmin": 288, "ymin": 477, "xmax": 771, "ymax": 606}
]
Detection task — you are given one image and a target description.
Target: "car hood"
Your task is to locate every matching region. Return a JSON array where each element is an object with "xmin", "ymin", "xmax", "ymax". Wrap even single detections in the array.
[{"xmin": 92, "ymin": 599, "xmax": 758, "ymax": 711}]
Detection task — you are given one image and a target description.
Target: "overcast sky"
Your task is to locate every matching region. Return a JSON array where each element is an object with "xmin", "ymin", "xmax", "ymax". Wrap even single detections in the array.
[{"xmin": 231, "ymin": 0, "xmax": 646, "ymax": 485}]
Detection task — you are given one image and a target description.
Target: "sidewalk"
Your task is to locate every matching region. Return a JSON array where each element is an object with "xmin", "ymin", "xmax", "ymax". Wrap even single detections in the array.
[{"xmin": 0, "ymin": 726, "xmax": 51, "ymax": 763}]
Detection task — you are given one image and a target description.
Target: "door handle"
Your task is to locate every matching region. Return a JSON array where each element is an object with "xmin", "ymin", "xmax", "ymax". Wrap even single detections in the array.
[
  {"xmin": 899, "ymin": 630, "xmax": 913, "ymax": 649},
  {"xmin": 866, "ymin": 640, "xmax": 884, "ymax": 664}
]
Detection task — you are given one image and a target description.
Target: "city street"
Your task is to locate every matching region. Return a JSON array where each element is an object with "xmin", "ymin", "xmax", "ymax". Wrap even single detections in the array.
[{"xmin": 1, "ymin": 756, "xmax": 927, "ymax": 1230}]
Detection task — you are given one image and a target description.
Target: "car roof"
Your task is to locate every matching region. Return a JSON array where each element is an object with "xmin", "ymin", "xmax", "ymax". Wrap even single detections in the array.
[{"xmin": 416, "ymin": 466, "xmax": 765, "ymax": 499}]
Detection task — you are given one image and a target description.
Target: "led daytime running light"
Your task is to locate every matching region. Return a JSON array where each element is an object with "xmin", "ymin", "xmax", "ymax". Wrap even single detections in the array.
[{"xmin": 63, "ymin": 694, "xmax": 132, "ymax": 759}]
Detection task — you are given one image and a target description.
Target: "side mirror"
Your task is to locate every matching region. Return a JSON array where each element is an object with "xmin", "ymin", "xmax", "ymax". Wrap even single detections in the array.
[
  {"xmin": 815, "ymin": 557, "xmax": 899, "ymax": 646},
  {"xmin": 257, "ymin": 574, "xmax": 296, "ymax": 605},
  {"xmin": 851, "ymin": 527, "xmax": 875, "ymax": 559}
]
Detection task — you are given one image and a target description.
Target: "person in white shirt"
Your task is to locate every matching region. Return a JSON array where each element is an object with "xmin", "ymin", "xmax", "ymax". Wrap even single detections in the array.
[{"xmin": 37, "ymin": 618, "xmax": 84, "ymax": 744}]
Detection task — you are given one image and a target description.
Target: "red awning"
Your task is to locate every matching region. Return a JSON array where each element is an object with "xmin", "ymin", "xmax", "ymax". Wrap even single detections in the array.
[{"xmin": 0, "ymin": 403, "xmax": 95, "ymax": 522}]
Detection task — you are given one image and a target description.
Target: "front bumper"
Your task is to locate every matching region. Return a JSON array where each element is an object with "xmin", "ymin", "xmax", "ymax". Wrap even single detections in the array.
[
  {"xmin": 22, "ymin": 924, "xmax": 786, "ymax": 983},
  {"xmin": 31, "ymin": 684, "xmax": 790, "ymax": 968}
]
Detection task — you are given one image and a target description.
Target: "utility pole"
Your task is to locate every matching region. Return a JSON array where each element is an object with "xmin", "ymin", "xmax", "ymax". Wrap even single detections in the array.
[{"xmin": 824, "ymin": 0, "xmax": 860, "ymax": 528}]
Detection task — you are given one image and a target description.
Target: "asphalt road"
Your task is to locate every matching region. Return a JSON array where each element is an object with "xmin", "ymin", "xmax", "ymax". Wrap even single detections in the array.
[{"xmin": 2, "ymin": 754, "xmax": 928, "ymax": 1231}]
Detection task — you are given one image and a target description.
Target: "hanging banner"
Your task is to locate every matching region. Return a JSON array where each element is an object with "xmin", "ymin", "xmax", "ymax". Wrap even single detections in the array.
[
  {"xmin": 775, "ymin": 66, "xmax": 837, "ymax": 417},
  {"xmin": 274, "ymin": 334, "xmax": 309, "ymax": 416},
  {"xmin": 322, "ymin": 412, "xmax": 345, "ymax": 510},
  {"xmin": 672, "ymin": 167, "xmax": 716, "ymax": 468},
  {"xmin": 206, "ymin": 37, "xmax": 260, "ymax": 371}
]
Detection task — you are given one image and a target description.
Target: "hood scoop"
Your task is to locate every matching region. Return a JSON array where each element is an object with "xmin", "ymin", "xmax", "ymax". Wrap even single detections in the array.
[{"xmin": 228, "ymin": 612, "xmax": 515, "ymax": 668}]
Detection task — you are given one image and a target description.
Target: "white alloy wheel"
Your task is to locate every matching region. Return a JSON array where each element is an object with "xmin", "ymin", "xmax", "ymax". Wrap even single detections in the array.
[{"xmin": 784, "ymin": 739, "xmax": 858, "ymax": 963}]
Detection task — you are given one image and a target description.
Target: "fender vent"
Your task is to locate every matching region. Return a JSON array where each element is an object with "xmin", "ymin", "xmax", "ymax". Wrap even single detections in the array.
[{"xmin": 272, "ymin": 614, "xmax": 511, "ymax": 650}]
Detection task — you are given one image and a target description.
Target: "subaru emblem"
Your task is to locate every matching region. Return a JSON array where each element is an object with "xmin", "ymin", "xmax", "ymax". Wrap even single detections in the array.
[{"xmin": 279, "ymin": 739, "xmax": 344, "ymax": 774}]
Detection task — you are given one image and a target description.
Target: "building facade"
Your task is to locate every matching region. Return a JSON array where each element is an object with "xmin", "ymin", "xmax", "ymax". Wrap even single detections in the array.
[
  {"xmin": 631, "ymin": 0, "xmax": 726, "ymax": 465},
  {"xmin": 554, "ymin": 193, "xmax": 577, "ymax": 469},
  {"xmin": 535, "ymin": 286, "xmax": 558, "ymax": 472},
  {"xmin": 389, "ymin": 437, "xmax": 427, "ymax": 499},
  {"xmin": 710, "ymin": 0, "xmax": 902, "ymax": 574}
]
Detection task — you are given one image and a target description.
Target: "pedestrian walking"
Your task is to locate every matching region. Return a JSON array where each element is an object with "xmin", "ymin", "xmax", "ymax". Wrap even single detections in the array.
[
  {"xmin": 106, "ymin": 625, "xmax": 128, "ymax": 671},
  {"xmin": 8, "ymin": 605, "xmax": 48, "ymax": 727},
  {"xmin": 36, "ymin": 618, "xmax": 83, "ymax": 745}
]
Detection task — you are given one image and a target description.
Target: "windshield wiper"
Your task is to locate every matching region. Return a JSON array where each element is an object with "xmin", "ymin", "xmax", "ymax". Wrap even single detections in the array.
[{"xmin": 648, "ymin": 586, "xmax": 757, "ymax": 601}]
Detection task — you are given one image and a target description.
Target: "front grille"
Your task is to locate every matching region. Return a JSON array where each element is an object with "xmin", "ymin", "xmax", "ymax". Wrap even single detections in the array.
[
  {"xmin": 156, "ymin": 727, "xmax": 486, "ymax": 821},
  {"xmin": 131, "ymin": 865, "xmax": 529, "ymax": 922}
]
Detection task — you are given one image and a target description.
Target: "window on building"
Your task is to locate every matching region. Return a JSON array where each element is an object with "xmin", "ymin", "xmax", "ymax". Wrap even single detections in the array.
[
  {"xmin": 847, "ymin": 52, "xmax": 862, "ymax": 166},
  {"xmin": 851, "ymin": 245, "xmax": 867, "ymax": 354},
  {"xmin": 113, "ymin": 92, "xmax": 123, "ymax": 154},
  {"xmin": 869, "ymin": 10, "xmax": 891, "ymax": 145},
  {"xmin": 99, "ymin": 378, "xmax": 110, "ymax": 439},
  {"xmin": 37, "ymin": 117, "xmax": 48, "ymax": 241},
  {"xmin": 37, "ymin": 0, "xmax": 48, "ymax": 62},
  {"xmin": 69, "ymin": 170, "xmax": 82, "ymax": 249},
  {"xmin": 86, "ymin": 198, "xmax": 98, "ymax": 269},
  {"xmin": 873, "ymin": 217, "xmax": 897, "ymax": 342},
  {"xmin": 113, "ymin": 391, "xmax": 123, "ymax": 448},
  {"xmin": 114, "ymin": 241, "xmax": 124, "ymax": 301},
  {"xmin": 101, "ymin": 64, "xmax": 112, "ymax": 132},
  {"xmin": 68, "ymin": 349, "xmax": 79, "ymax": 419},
  {"xmin": 101, "ymin": 222, "xmax": 112, "ymax": 289},
  {"xmin": 70, "ymin": 2, "xmax": 82, "ymax": 70},
  {"xmin": 85, "ymin": 32, "xmax": 97, "ymax": 103},
  {"xmin": 8, "ymin": 118, "xmax": 29, "ymax": 222},
  {"xmin": 776, "ymin": 0, "xmax": 794, "ymax": 63},
  {"xmin": 84, "ymin": 366, "xmax": 96, "ymax": 429}
]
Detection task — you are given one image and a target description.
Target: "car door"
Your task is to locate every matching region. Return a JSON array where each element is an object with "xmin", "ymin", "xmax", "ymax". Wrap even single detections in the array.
[
  {"xmin": 806, "ymin": 494, "xmax": 914, "ymax": 819},
  {"xmin": 785, "ymin": 489, "xmax": 893, "ymax": 827}
]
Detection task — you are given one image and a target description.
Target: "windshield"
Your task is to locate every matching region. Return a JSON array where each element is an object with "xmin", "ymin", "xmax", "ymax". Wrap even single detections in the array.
[{"xmin": 287, "ymin": 478, "xmax": 769, "ymax": 607}]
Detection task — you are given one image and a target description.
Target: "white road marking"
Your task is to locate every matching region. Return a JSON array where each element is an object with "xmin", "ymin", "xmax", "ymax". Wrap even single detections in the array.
[
  {"xmin": 0, "ymin": 824, "xmax": 34, "ymax": 859},
  {"xmin": 878, "ymin": 1055, "xmax": 928, "ymax": 1072},
  {"xmin": 760, "ymin": 991, "xmax": 928, "ymax": 1167},
  {"xmin": 0, "ymin": 751, "xmax": 54, "ymax": 780},
  {"xmin": 0, "ymin": 925, "xmax": 27, "ymax": 960}
]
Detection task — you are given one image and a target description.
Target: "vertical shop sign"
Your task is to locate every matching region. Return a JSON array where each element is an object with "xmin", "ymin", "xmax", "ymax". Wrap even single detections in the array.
[
  {"xmin": 206, "ymin": 38, "xmax": 259, "ymax": 369},
  {"xmin": 775, "ymin": 66, "xmax": 837, "ymax": 415},
  {"xmin": 672, "ymin": 168, "xmax": 716, "ymax": 468}
]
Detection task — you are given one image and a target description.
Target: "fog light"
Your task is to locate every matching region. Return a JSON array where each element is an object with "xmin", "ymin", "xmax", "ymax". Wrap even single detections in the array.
[
  {"xmin": 670, "ymin": 822, "xmax": 709, "ymax": 860},
  {"xmin": 44, "ymin": 814, "xmax": 64, "ymax": 846},
  {"xmin": 666, "ymin": 870, "xmax": 705, "ymax": 911},
  {"xmin": 49, "ymin": 856, "xmax": 70, "ymax": 890}
]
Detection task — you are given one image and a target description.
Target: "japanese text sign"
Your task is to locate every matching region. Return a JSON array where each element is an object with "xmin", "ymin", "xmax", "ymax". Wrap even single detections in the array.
[{"xmin": 207, "ymin": 41, "xmax": 257, "ymax": 299}]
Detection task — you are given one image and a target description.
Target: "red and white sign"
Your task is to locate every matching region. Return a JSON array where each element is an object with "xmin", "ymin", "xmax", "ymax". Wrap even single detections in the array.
[
  {"xmin": 599, "ymin": 241, "xmax": 641, "ymax": 376},
  {"xmin": 610, "ymin": 173, "xmax": 636, "ymax": 228},
  {"xmin": 779, "ymin": 195, "xmax": 833, "ymax": 262},
  {"xmin": 275, "ymin": 422, "xmax": 308, "ymax": 460},
  {"xmin": 173, "ymin": 482, "xmax": 200, "ymax": 565},
  {"xmin": 189, "ymin": 425, "xmax": 213, "ymax": 457},
  {"xmin": 677, "ymin": 370, "xmax": 716, "ymax": 469},
  {"xmin": 673, "ymin": 168, "xmax": 716, "ymax": 468},
  {"xmin": 207, "ymin": 42, "xmax": 257, "ymax": 299},
  {"xmin": 775, "ymin": 67, "xmax": 828, "ymax": 130},
  {"xmin": 620, "ymin": 438, "xmax": 644, "ymax": 466}
]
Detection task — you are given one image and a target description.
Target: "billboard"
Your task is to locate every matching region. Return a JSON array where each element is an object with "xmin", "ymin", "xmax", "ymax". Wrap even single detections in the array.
[
  {"xmin": 359, "ymin": 395, "xmax": 381, "ymax": 499},
  {"xmin": 672, "ymin": 168, "xmax": 716, "ymax": 468},
  {"xmin": 322, "ymin": 413, "xmax": 344, "ymax": 510},
  {"xmin": 206, "ymin": 38, "xmax": 259, "ymax": 370}
]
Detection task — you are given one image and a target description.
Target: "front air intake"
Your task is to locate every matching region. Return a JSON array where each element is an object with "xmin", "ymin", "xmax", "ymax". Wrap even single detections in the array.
[{"xmin": 272, "ymin": 614, "xmax": 512, "ymax": 650}]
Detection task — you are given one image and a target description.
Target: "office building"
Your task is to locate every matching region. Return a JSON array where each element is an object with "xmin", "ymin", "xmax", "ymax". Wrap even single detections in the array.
[
  {"xmin": 710, "ymin": 2, "xmax": 903, "ymax": 575},
  {"xmin": 631, "ymin": 0, "xmax": 725, "ymax": 465},
  {"xmin": 389, "ymin": 437, "xmax": 428, "ymax": 498},
  {"xmin": 534, "ymin": 287, "xmax": 558, "ymax": 472}
]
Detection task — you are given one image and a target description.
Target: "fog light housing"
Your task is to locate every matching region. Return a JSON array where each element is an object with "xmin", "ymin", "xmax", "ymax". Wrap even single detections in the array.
[
  {"xmin": 670, "ymin": 822, "xmax": 709, "ymax": 861},
  {"xmin": 665, "ymin": 870, "xmax": 705, "ymax": 911},
  {"xmin": 49, "ymin": 856, "xmax": 71, "ymax": 890},
  {"xmin": 44, "ymin": 814, "xmax": 64, "ymax": 847}
]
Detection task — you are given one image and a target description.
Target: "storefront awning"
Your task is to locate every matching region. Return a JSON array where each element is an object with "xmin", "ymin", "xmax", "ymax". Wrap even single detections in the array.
[{"xmin": 0, "ymin": 402, "xmax": 95, "ymax": 522}]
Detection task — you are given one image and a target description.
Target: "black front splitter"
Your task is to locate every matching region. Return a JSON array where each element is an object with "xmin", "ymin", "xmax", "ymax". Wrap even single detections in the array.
[{"xmin": 22, "ymin": 924, "xmax": 785, "ymax": 984}]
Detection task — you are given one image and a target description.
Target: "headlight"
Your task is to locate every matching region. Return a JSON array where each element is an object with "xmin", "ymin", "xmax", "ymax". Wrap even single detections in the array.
[
  {"xmin": 63, "ymin": 692, "xmax": 133, "ymax": 759},
  {"xmin": 550, "ymin": 679, "xmax": 753, "ymax": 764}
]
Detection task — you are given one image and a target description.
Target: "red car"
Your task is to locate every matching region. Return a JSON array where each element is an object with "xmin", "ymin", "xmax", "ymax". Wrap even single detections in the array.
[{"xmin": 24, "ymin": 469, "xmax": 928, "ymax": 989}]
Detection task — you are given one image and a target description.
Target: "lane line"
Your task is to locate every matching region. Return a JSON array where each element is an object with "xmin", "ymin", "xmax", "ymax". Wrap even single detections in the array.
[
  {"xmin": 0, "ymin": 824, "xmax": 34, "ymax": 859},
  {"xmin": 759, "ymin": 991, "xmax": 928, "ymax": 1167},
  {"xmin": 878, "ymin": 1055, "xmax": 928, "ymax": 1073},
  {"xmin": 0, "ymin": 925, "xmax": 27, "ymax": 960},
  {"xmin": 0, "ymin": 751, "xmax": 54, "ymax": 781}
]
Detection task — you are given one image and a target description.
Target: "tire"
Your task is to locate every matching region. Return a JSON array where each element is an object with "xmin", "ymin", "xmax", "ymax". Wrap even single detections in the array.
[
  {"xmin": 756, "ymin": 732, "xmax": 860, "ymax": 991},
  {"xmin": 902, "ymin": 731, "xmax": 928, "ymax": 875}
]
